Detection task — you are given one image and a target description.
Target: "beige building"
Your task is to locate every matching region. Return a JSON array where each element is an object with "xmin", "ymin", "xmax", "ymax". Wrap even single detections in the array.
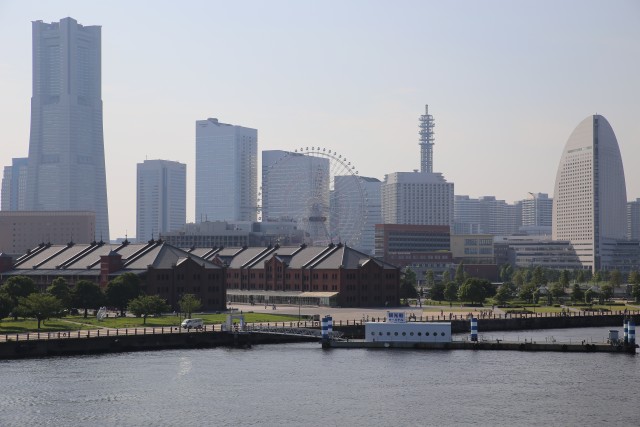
[
  {"xmin": 450, "ymin": 234, "xmax": 495, "ymax": 264},
  {"xmin": 0, "ymin": 211, "xmax": 96, "ymax": 256}
]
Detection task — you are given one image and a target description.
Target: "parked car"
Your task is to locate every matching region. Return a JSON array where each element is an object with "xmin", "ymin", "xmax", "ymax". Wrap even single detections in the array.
[{"xmin": 181, "ymin": 318, "xmax": 204, "ymax": 330}]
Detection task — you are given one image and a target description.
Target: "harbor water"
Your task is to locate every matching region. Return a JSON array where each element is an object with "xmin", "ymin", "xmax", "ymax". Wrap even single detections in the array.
[{"xmin": 0, "ymin": 327, "xmax": 638, "ymax": 426}]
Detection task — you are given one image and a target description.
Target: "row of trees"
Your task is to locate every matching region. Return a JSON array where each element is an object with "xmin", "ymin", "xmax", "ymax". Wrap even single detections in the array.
[
  {"xmin": 401, "ymin": 265, "xmax": 640, "ymax": 306},
  {"xmin": 0, "ymin": 274, "xmax": 204, "ymax": 327}
]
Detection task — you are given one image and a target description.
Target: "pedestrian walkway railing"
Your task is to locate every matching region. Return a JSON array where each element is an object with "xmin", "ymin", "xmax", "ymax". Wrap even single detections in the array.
[{"xmin": 0, "ymin": 309, "xmax": 638, "ymax": 343}]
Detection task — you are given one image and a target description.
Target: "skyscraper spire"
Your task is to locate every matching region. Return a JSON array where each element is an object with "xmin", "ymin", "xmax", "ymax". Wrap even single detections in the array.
[{"xmin": 418, "ymin": 104, "xmax": 435, "ymax": 173}]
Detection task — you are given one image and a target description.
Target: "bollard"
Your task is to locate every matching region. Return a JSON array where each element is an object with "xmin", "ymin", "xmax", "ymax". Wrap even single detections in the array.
[
  {"xmin": 321, "ymin": 316, "xmax": 329, "ymax": 341},
  {"xmin": 629, "ymin": 320, "xmax": 636, "ymax": 345},
  {"xmin": 470, "ymin": 317, "xmax": 478, "ymax": 342}
]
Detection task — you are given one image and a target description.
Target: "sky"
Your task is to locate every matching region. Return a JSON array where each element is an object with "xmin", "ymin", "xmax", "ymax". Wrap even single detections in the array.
[{"xmin": 1, "ymin": 0, "xmax": 638, "ymax": 240}]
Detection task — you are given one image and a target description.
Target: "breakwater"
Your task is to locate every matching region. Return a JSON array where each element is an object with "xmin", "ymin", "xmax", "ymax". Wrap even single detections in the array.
[{"xmin": 0, "ymin": 331, "xmax": 315, "ymax": 360}]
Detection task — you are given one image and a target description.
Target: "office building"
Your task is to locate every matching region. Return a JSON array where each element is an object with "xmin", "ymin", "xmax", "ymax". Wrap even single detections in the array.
[
  {"xmin": 453, "ymin": 195, "xmax": 520, "ymax": 235},
  {"xmin": 136, "ymin": 160, "xmax": 186, "ymax": 243},
  {"xmin": 1, "ymin": 158, "xmax": 28, "ymax": 211},
  {"xmin": 552, "ymin": 115, "xmax": 627, "ymax": 271},
  {"xmin": 26, "ymin": 18, "xmax": 110, "ymax": 240},
  {"xmin": 195, "ymin": 118, "xmax": 257, "ymax": 223},
  {"xmin": 262, "ymin": 150, "xmax": 330, "ymax": 245},
  {"xmin": 381, "ymin": 171, "xmax": 454, "ymax": 226}
]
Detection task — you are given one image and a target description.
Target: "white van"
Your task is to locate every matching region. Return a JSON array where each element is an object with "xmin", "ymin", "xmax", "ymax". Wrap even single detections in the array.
[{"xmin": 181, "ymin": 318, "xmax": 204, "ymax": 330}]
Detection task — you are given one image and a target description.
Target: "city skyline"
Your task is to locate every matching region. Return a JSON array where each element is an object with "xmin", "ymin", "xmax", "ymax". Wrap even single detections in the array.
[{"xmin": 0, "ymin": 1, "xmax": 638, "ymax": 239}]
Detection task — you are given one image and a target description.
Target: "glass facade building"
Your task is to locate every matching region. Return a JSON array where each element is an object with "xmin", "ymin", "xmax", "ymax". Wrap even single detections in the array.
[
  {"xmin": 195, "ymin": 118, "xmax": 257, "ymax": 223},
  {"xmin": 25, "ymin": 18, "xmax": 109, "ymax": 240}
]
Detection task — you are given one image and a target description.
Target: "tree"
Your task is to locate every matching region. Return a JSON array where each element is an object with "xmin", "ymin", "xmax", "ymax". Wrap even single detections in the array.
[
  {"xmin": 592, "ymin": 271, "xmax": 602, "ymax": 285},
  {"xmin": 0, "ymin": 276, "xmax": 36, "ymax": 320},
  {"xmin": 442, "ymin": 270, "xmax": 451, "ymax": 284},
  {"xmin": 127, "ymin": 295, "xmax": 170, "ymax": 324},
  {"xmin": 178, "ymin": 294, "xmax": 202, "ymax": 318},
  {"xmin": 549, "ymin": 282, "xmax": 565, "ymax": 303},
  {"xmin": 399, "ymin": 268, "xmax": 418, "ymax": 300},
  {"xmin": 632, "ymin": 284, "xmax": 640, "ymax": 304},
  {"xmin": 458, "ymin": 278, "xmax": 488, "ymax": 305},
  {"xmin": 500, "ymin": 264, "xmax": 513, "ymax": 282},
  {"xmin": 600, "ymin": 283, "xmax": 613, "ymax": 303},
  {"xmin": 531, "ymin": 266, "xmax": 547, "ymax": 286},
  {"xmin": 106, "ymin": 273, "xmax": 141, "ymax": 316},
  {"xmin": 444, "ymin": 282, "xmax": 458, "ymax": 305},
  {"xmin": 608, "ymin": 270, "xmax": 622, "ymax": 289},
  {"xmin": 518, "ymin": 283, "xmax": 537, "ymax": 303},
  {"xmin": 571, "ymin": 282, "xmax": 584, "ymax": 303},
  {"xmin": 454, "ymin": 263, "xmax": 465, "ymax": 285},
  {"xmin": 584, "ymin": 288, "xmax": 596, "ymax": 304},
  {"xmin": 512, "ymin": 270, "xmax": 525, "ymax": 287},
  {"xmin": 559, "ymin": 270, "xmax": 570, "ymax": 290},
  {"xmin": 628, "ymin": 270, "xmax": 640, "ymax": 286},
  {"xmin": 18, "ymin": 293, "xmax": 63, "ymax": 329},
  {"xmin": 47, "ymin": 277, "xmax": 71, "ymax": 309},
  {"xmin": 0, "ymin": 293, "xmax": 13, "ymax": 320},
  {"xmin": 72, "ymin": 280, "xmax": 104, "ymax": 318},
  {"xmin": 430, "ymin": 282, "xmax": 445, "ymax": 301},
  {"xmin": 425, "ymin": 270, "xmax": 435, "ymax": 287},
  {"xmin": 494, "ymin": 284, "xmax": 511, "ymax": 306},
  {"xmin": 576, "ymin": 270, "xmax": 586, "ymax": 284}
]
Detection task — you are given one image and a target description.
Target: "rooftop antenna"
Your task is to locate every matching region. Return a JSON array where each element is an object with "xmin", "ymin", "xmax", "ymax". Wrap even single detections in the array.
[{"xmin": 419, "ymin": 104, "xmax": 435, "ymax": 173}]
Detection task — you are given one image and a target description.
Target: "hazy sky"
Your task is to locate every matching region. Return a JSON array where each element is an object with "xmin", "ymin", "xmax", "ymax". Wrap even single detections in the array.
[{"xmin": 1, "ymin": 0, "xmax": 638, "ymax": 239}]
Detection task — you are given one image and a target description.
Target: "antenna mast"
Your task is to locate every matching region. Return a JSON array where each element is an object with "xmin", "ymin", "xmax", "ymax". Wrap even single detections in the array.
[{"xmin": 419, "ymin": 104, "xmax": 435, "ymax": 173}]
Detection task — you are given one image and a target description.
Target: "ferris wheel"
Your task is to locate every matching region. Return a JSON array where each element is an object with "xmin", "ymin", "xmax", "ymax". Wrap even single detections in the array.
[{"xmin": 260, "ymin": 147, "xmax": 368, "ymax": 248}]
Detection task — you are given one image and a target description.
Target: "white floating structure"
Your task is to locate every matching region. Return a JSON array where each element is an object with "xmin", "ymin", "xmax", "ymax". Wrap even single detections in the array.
[{"xmin": 365, "ymin": 312, "xmax": 451, "ymax": 343}]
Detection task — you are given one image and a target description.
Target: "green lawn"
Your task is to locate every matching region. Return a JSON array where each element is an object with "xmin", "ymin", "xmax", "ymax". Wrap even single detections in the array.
[
  {"xmin": 503, "ymin": 306, "xmax": 564, "ymax": 313},
  {"xmin": 0, "ymin": 318, "xmax": 93, "ymax": 334},
  {"xmin": 57, "ymin": 312, "xmax": 306, "ymax": 329}
]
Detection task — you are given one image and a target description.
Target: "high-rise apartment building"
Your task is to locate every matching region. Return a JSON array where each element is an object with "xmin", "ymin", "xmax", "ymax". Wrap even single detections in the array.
[
  {"xmin": 25, "ymin": 18, "xmax": 109, "ymax": 240},
  {"xmin": 195, "ymin": 118, "xmax": 257, "ymax": 223},
  {"xmin": 136, "ymin": 160, "xmax": 186, "ymax": 243},
  {"xmin": 521, "ymin": 193, "xmax": 553, "ymax": 227},
  {"xmin": 381, "ymin": 171, "xmax": 454, "ymax": 227},
  {"xmin": 453, "ymin": 195, "xmax": 520, "ymax": 235},
  {"xmin": 552, "ymin": 115, "xmax": 627, "ymax": 271},
  {"xmin": 628, "ymin": 199, "xmax": 640, "ymax": 241},
  {"xmin": 1, "ymin": 158, "xmax": 28, "ymax": 211}
]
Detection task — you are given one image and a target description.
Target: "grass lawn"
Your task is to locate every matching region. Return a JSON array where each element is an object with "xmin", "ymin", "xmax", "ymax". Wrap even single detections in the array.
[
  {"xmin": 503, "ymin": 306, "xmax": 563, "ymax": 313},
  {"xmin": 64, "ymin": 312, "xmax": 306, "ymax": 329},
  {"xmin": 0, "ymin": 318, "xmax": 93, "ymax": 334}
]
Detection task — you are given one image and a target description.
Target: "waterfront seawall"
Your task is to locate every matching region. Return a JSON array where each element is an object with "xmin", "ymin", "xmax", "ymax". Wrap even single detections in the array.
[{"xmin": 0, "ymin": 331, "xmax": 316, "ymax": 360}]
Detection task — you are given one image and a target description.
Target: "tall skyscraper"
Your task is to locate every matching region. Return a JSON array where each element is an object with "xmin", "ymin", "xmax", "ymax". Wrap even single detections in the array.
[
  {"xmin": 1, "ymin": 158, "xmax": 28, "ymax": 211},
  {"xmin": 195, "ymin": 118, "xmax": 257, "ymax": 223},
  {"xmin": 552, "ymin": 115, "xmax": 627, "ymax": 271},
  {"xmin": 136, "ymin": 160, "xmax": 186, "ymax": 243},
  {"xmin": 381, "ymin": 171, "xmax": 454, "ymax": 226},
  {"xmin": 25, "ymin": 18, "xmax": 109, "ymax": 240}
]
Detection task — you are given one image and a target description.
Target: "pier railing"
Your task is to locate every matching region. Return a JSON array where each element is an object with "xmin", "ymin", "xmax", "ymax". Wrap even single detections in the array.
[{"xmin": 0, "ymin": 309, "xmax": 638, "ymax": 343}]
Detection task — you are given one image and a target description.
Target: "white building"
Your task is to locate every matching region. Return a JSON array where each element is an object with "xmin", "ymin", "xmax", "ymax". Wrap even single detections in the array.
[
  {"xmin": 521, "ymin": 193, "xmax": 553, "ymax": 228},
  {"xmin": 454, "ymin": 195, "xmax": 520, "ymax": 235},
  {"xmin": 25, "ymin": 18, "xmax": 110, "ymax": 240},
  {"xmin": 195, "ymin": 118, "xmax": 257, "ymax": 223},
  {"xmin": 332, "ymin": 175, "xmax": 381, "ymax": 255},
  {"xmin": 136, "ymin": 160, "xmax": 186, "ymax": 243},
  {"xmin": 381, "ymin": 171, "xmax": 454, "ymax": 227},
  {"xmin": 552, "ymin": 115, "xmax": 627, "ymax": 271},
  {"xmin": 262, "ymin": 150, "xmax": 330, "ymax": 245}
]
